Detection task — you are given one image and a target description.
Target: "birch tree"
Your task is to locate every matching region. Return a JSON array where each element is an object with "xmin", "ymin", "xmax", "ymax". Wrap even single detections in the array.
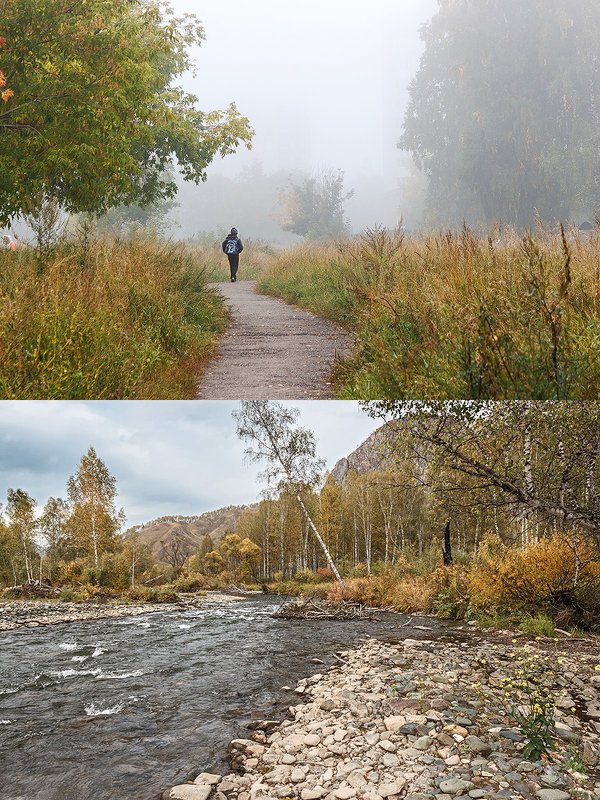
[
  {"xmin": 67, "ymin": 446, "xmax": 123, "ymax": 570},
  {"xmin": 233, "ymin": 401, "xmax": 346, "ymax": 587},
  {"xmin": 368, "ymin": 400, "xmax": 600, "ymax": 584},
  {"xmin": 6, "ymin": 488, "xmax": 36, "ymax": 583}
]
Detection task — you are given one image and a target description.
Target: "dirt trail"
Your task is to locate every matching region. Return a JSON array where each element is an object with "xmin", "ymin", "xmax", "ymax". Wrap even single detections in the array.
[{"xmin": 197, "ymin": 281, "xmax": 350, "ymax": 399}]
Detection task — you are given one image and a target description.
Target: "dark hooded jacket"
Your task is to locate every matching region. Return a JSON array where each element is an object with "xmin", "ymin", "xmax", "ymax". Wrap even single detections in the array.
[{"xmin": 222, "ymin": 234, "xmax": 243, "ymax": 255}]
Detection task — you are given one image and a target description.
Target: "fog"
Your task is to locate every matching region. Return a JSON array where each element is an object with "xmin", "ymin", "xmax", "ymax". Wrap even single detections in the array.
[{"xmin": 166, "ymin": 0, "xmax": 438, "ymax": 241}]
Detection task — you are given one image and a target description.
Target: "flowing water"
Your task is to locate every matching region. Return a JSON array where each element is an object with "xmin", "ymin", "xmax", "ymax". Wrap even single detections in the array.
[{"xmin": 0, "ymin": 597, "xmax": 469, "ymax": 800}]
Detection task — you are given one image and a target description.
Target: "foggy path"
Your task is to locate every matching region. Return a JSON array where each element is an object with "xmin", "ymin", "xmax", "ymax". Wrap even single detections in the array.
[{"xmin": 197, "ymin": 281, "xmax": 350, "ymax": 399}]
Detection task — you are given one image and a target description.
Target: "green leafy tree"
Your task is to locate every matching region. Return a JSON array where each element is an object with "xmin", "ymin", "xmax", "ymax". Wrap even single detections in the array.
[
  {"xmin": 38, "ymin": 496, "xmax": 70, "ymax": 578},
  {"xmin": 66, "ymin": 446, "xmax": 123, "ymax": 569},
  {"xmin": 0, "ymin": 0, "xmax": 253, "ymax": 225},
  {"xmin": 400, "ymin": 0, "xmax": 600, "ymax": 227},
  {"xmin": 6, "ymin": 488, "xmax": 37, "ymax": 583},
  {"xmin": 280, "ymin": 169, "xmax": 353, "ymax": 239}
]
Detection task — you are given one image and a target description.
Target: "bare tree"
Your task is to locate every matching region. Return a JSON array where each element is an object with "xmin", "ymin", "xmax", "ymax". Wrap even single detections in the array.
[
  {"xmin": 159, "ymin": 532, "xmax": 188, "ymax": 576},
  {"xmin": 233, "ymin": 401, "xmax": 346, "ymax": 587}
]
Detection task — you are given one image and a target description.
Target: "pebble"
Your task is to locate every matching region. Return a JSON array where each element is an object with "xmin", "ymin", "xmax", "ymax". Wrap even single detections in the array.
[{"xmin": 161, "ymin": 634, "xmax": 600, "ymax": 800}]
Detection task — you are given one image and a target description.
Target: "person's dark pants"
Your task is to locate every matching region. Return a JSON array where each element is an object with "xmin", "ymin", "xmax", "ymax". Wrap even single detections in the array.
[{"xmin": 228, "ymin": 253, "xmax": 239, "ymax": 280}]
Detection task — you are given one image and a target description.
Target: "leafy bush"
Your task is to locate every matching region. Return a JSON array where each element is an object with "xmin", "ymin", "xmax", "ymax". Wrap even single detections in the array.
[
  {"xmin": 173, "ymin": 573, "xmax": 208, "ymax": 592},
  {"xmin": 519, "ymin": 613, "xmax": 556, "ymax": 638},
  {"xmin": 470, "ymin": 534, "xmax": 600, "ymax": 628}
]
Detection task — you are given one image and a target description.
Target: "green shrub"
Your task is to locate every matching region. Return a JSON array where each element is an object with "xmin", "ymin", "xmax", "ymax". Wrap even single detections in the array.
[{"xmin": 519, "ymin": 613, "xmax": 556, "ymax": 638}]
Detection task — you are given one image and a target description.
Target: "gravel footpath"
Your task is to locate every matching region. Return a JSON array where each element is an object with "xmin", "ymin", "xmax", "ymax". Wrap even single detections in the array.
[
  {"xmin": 163, "ymin": 634, "xmax": 600, "ymax": 800},
  {"xmin": 197, "ymin": 281, "xmax": 350, "ymax": 399}
]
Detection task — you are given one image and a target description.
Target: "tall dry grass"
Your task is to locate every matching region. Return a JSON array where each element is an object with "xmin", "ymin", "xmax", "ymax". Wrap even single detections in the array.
[
  {"xmin": 0, "ymin": 236, "xmax": 229, "ymax": 398},
  {"xmin": 257, "ymin": 224, "xmax": 600, "ymax": 399}
]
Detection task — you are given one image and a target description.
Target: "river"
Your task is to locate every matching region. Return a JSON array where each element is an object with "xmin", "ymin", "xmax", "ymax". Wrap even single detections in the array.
[{"xmin": 0, "ymin": 596, "xmax": 466, "ymax": 800}]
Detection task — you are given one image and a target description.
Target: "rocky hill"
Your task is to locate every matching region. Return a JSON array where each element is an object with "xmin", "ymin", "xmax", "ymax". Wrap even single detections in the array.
[
  {"xmin": 124, "ymin": 505, "xmax": 257, "ymax": 564},
  {"xmin": 330, "ymin": 419, "xmax": 407, "ymax": 484}
]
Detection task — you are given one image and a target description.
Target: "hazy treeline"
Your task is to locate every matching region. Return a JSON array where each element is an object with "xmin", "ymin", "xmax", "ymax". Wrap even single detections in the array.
[{"xmin": 400, "ymin": 0, "xmax": 600, "ymax": 228}]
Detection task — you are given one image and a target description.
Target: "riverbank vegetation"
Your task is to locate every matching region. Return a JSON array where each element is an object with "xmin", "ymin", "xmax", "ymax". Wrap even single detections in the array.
[
  {"xmin": 0, "ymin": 233, "xmax": 228, "ymax": 398},
  {"xmin": 256, "ymin": 225, "xmax": 600, "ymax": 399},
  {"xmin": 2, "ymin": 403, "xmax": 600, "ymax": 636}
]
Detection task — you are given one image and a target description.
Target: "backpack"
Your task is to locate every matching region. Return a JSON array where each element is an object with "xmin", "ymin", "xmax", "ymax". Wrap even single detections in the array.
[{"xmin": 225, "ymin": 238, "xmax": 238, "ymax": 255}]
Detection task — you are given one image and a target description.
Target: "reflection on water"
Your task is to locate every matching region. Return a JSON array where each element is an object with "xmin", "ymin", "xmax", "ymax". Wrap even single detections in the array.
[{"xmin": 0, "ymin": 597, "xmax": 465, "ymax": 800}]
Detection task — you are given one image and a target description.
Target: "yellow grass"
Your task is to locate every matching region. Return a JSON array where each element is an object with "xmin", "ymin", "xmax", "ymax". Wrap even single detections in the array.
[
  {"xmin": 257, "ymin": 224, "xmax": 600, "ymax": 399},
  {"xmin": 0, "ymin": 236, "xmax": 229, "ymax": 398}
]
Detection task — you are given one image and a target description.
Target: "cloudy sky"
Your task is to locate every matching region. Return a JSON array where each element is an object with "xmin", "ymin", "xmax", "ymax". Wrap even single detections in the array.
[{"xmin": 0, "ymin": 402, "xmax": 382, "ymax": 529}]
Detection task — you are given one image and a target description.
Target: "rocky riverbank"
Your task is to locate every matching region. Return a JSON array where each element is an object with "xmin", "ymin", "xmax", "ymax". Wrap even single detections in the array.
[
  {"xmin": 0, "ymin": 592, "xmax": 243, "ymax": 631},
  {"xmin": 164, "ymin": 632, "xmax": 600, "ymax": 800}
]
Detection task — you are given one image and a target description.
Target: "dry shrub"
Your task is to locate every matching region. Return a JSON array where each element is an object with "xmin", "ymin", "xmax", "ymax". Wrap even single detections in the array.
[
  {"xmin": 389, "ymin": 575, "xmax": 437, "ymax": 613},
  {"xmin": 327, "ymin": 577, "xmax": 383, "ymax": 606},
  {"xmin": 470, "ymin": 534, "xmax": 600, "ymax": 624}
]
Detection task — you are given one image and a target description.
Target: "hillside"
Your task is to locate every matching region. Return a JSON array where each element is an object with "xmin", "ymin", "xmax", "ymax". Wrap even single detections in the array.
[
  {"xmin": 125, "ymin": 505, "xmax": 258, "ymax": 564},
  {"xmin": 330, "ymin": 420, "xmax": 402, "ymax": 485}
]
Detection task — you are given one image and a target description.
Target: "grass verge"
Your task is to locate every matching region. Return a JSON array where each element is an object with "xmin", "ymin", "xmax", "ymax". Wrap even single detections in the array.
[
  {"xmin": 257, "ymin": 225, "xmax": 600, "ymax": 399},
  {"xmin": 0, "ymin": 236, "xmax": 229, "ymax": 398}
]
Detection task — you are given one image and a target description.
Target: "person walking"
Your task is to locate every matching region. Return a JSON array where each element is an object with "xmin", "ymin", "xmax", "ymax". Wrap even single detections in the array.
[{"xmin": 222, "ymin": 227, "xmax": 243, "ymax": 282}]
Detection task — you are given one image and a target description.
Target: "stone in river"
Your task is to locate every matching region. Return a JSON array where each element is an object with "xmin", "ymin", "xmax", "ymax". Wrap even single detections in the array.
[
  {"xmin": 464, "ymin": 736, "xmax": 492, "ymax": 755},
  {"xmin": 383, "ymin": 698, "xmax": 422, "ymax": 714},
  {"xmin": 301, "ymin": 788, "xmax": 326, "ymax": 800},
  {"xmin": 304, "ymin": 734, "xmax": 321, "ymax": 746},
  {"xmin": 535, "ymin": 791, "xmax": 571, "ymax": 800},
  {"xmin": 334, "ymin": 788, "xmax": 356, "ymax": 800},
  {"xmin": 169, "ymin": 785, "xmax": 212, "ymax": 800},
  {"xmin": 384, "ymin": 716, "xmax": 407, "ymax": 732},
  {"xmin": 498, "ymin": 729, "xmax": 525, "ymax": 742},
  {"xmin": 413, "ymin": 736, "xmax": 433, "ymax": 750},
  {"xmin": 194, "ymin": 774, "xmax": 221, "ymax": 786},
  {"xmin": 439, "ymin": 778, "xmax": 475, "ymax": 794},
  {"xmin": 397, "ymin": 723, "xmax": 419, "ymax": 736},
  {"xmin": 378, "ymin": 780, "xmax": 406, "ymax": 797},
  {"xmin": 554, "ymin": 722, "xmax": 581, "ymax": 743}
]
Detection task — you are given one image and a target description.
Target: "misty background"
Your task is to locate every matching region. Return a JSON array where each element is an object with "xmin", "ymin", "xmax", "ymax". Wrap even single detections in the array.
[{"xmin": 163, "ymin": 0, "xmax": 437, "ymax": 242}]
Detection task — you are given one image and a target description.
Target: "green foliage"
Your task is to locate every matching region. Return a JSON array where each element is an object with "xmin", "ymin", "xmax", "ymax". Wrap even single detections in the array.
[
  {"xmin": 0, "ymin": 0, "xmax": 253, "ymax": 224},
  {"xmin": 399, "ymin": 0, "xmax": 600, "ymax": 227},
  {"xmin": 279, "ymin": 170, "xmax": 353, "ymax": 240},
  {"xmin": 67, "ymin": 447, "xmax": 123, "ymax": 569},
  {"xmin": 0, "ymin": 235, "xmax": 229, "ymax": 398},
  {"xmin": 59, "ymin": 585, "xmax": 78, "ymax": 603},
  {"xmin": 519, "ymin": 613, "xmax": 557, "ymax": 638},
  {"xmin": 476, "ymin": 642, "xmax": 560, "ymax": 761}
]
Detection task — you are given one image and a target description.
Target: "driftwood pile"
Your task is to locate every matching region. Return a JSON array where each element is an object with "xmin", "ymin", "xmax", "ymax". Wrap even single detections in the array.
[
  {"xmin": 6, "ymin": 579, "xmax": 60, "ymax": 598},
  {"xmin": 273, "ymin": 599, "xmax": 375, "ymax": 621}
]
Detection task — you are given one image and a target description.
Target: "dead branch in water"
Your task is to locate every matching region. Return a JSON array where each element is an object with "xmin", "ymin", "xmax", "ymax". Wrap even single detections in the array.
[{"xmin": 272, "ymin": 599, "xmax": 376, "ymax": 621}]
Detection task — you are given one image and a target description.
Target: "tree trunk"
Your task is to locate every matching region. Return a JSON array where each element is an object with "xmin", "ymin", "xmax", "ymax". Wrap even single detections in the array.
[
  {"xmin": 295, "ymin": 493, "xmax": 346, "ymax": 588},
  {"xmin": 442, "ymin": 521, "xmax": 453, "ymax": 566}
]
